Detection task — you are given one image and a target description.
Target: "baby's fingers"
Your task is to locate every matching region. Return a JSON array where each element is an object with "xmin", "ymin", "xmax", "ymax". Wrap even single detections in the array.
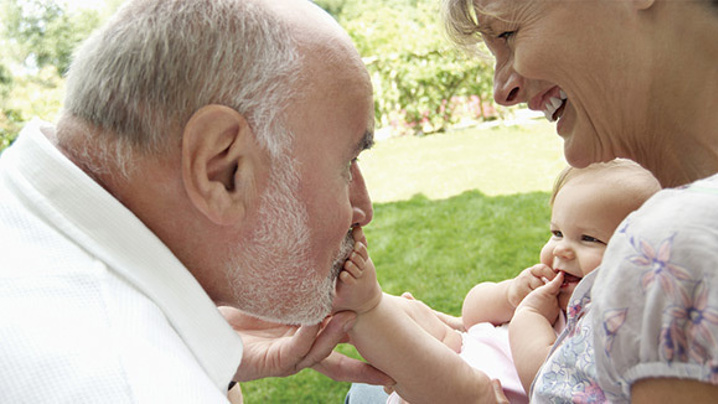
[
  {"xmin": 540, "ymin": 271, "xmax": 564, "ymax": 295},
  {"xmin": 530, "ymin": 263, "xmax": 556, "ymax": 281}
]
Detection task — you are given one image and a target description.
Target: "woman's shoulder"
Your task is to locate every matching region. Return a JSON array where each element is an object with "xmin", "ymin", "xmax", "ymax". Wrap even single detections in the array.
[{"xmin": 629, "ymin": 173, "xmax": 718, "ymax": 230}]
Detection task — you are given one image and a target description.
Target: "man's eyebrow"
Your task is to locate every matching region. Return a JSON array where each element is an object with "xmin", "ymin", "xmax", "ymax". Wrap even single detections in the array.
[{"xmin": 354, "ymin": 130, "xmax": 374, "ymax": 155}]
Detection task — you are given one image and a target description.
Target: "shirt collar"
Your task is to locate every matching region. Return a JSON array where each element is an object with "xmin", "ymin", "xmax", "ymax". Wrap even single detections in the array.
[{"xmin": 8, "ymin": 119, "xmax": 243, "ymax": 391}]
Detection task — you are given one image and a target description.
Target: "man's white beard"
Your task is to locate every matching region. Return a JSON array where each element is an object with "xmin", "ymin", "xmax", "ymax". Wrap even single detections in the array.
[{"xmin": 226, "ymin": 152, "xmax": 354, "ymax": 325}]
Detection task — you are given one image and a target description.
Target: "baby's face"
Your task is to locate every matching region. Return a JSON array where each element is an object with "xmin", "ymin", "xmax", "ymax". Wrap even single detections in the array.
[{"xmin": 540, "ymin": 178, "xmax": 631, "ymax": 310}]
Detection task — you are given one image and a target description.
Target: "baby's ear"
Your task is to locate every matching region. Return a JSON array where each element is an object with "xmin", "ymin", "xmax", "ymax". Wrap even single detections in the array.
[{"xmin": 181, "ymin": 105, "xmax": 266, "ymax": 225}]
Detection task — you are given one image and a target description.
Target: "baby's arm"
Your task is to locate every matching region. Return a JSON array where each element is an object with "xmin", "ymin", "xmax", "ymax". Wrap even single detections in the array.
[
  {"xmin": 508, "ymin": 272, "xmax": 563, "ymax": 393},
  {"xmin": 334, "ymin": 228, "xmax": 505, "ymax": 403},
  {"xmin": 462, "ymin": 264, "xmax": 555, "ymax": 329}
]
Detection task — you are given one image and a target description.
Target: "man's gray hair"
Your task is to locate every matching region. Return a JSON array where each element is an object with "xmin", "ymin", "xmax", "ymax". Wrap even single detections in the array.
[{"xmin": 62, "ymin": 0, "xmax": 301, "ymax": 161}]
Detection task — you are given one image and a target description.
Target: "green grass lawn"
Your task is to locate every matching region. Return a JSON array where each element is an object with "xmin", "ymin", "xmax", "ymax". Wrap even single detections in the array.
[{"xmin": 242, "ymin": 119, "xmax": 565, "ymax": 403}]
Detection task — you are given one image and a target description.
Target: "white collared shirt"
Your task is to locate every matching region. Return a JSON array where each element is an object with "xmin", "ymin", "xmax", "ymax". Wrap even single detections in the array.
[{"xmin": 0, "ymin": 120, "xmax": 243, "ymax": 403}]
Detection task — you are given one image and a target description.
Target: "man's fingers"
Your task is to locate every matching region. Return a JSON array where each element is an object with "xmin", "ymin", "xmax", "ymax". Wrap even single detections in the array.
[
  {"xmin": 277, "ymin": 322, "xmax": 322, "ymax": 375},
  {"xmin": 294, "ymin": 311, "xmax": 356, "ymax": 370}
]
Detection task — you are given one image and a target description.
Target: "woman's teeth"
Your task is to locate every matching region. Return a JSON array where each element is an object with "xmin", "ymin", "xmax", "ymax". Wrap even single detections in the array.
[{"xmin": 543, "ymin": 90, "xmax": 568, "ymax": 122}]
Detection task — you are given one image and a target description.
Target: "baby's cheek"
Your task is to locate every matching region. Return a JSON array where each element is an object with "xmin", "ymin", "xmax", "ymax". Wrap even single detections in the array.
[
  {"xmin": 539, "ymin": 242, "xmax": 556, "ymax": 268},
  {"xmin": 582, "ymin": 252, "xmax": 605, "ymax": 276}
]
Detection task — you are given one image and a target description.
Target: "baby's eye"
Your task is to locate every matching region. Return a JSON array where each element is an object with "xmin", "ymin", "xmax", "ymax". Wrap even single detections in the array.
[
  {"xmin": 582, "ymin": 235, "xmax": 606, "ymax": 245},
  {"xmin": 551, "ymin": 230, "xmax": 563, "ymax": 238}
]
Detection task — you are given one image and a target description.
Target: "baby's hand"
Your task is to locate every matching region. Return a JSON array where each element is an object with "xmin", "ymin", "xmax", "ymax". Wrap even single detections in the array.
[
  {"xmin": 333, "ymin": 227, "xmax": 383, "ymax": 314},
  {"xmin": 507, "ymin": 263, "xmax": 556, "ymax": 309},
  {"xmin": 514, "ymin": 271, "xmax": 563, "ymax": 325}
]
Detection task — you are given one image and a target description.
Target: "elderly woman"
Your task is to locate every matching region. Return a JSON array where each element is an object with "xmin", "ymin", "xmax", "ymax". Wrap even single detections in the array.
[
  {"xmin": 443, "ymin": 0, "xmax": 718, "ymax": 402},
  {"xmin": 347, "ymin": 0, "xmax": 718, "ymax": 403}
]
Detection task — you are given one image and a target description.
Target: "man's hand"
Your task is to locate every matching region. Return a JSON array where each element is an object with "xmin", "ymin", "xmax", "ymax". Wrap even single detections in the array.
[{"xmin": 218, "ymin": 307, "xmax": 392, "ymax": 385}]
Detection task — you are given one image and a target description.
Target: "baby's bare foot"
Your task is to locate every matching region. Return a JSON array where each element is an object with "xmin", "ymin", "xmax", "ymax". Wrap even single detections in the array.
[{"xmin": 333, "ymin": 228, "xmax": 382, "ymax": 313}]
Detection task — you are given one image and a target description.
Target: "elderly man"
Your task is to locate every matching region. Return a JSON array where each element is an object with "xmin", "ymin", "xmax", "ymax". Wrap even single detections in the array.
[{"xmin": 0, "ymin": 0, "xmax": 387, "ymax": 401}]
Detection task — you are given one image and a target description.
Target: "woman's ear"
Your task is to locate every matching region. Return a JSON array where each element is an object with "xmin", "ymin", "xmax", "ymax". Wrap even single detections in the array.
[{"xmin": 181, "ymin": 105, "xmax": 264, "ymax": 226}]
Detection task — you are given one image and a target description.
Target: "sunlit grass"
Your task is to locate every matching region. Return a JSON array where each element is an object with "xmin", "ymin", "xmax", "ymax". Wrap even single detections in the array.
[{"xmin": 361, "ymin": 119, "xmax": 565, "ymax": 202}]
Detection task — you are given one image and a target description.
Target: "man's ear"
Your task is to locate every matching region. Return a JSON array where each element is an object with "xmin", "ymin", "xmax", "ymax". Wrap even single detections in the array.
[{"xmin": 182, "ymin": 105, "xmax": 263, "ymax": 226}]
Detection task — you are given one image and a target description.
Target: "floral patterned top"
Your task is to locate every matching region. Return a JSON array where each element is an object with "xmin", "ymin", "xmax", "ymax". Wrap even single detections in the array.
[
  {"xmin": 592, "ymin": 173, "xmax": 718, "ymax": 402},
  {"xmin": 530, "ymin": 270, "xmax": 606, "ymax": 403}
]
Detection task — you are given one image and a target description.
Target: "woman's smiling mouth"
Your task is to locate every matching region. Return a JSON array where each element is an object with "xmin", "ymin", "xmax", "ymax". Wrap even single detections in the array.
[{"xmin": 544, "ymin": 89, "xmax": 568, "ymax": 122}]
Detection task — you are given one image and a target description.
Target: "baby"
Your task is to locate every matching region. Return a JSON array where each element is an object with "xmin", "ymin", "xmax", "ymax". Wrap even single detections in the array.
[{"xmin": 335, "ymin": 159, "xmax": 661, "ymax": 403}]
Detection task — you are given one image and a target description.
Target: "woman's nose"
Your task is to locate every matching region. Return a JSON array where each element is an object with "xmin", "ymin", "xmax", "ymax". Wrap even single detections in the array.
[{"xmin": 493, "ymin": 66, "xmax": 524, "ymax": 106}]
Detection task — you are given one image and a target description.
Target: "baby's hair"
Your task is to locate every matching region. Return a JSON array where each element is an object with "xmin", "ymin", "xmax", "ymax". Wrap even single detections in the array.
[
  {"xmin": 550, "ymin": 166, "xmax": 577, "ymax": 206},
  {"xmin": 549, "ymin": 159, "xmax": 661, "ymax": 206}
]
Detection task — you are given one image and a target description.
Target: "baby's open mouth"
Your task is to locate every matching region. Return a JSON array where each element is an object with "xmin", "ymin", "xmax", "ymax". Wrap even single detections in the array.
[
  {"xmin": 543, "ymin": 89, "xmax": 567, "ymax": 122},
  {"xmin": 561, "ymin": 271, "xmax": 582, "ymax": 288}
]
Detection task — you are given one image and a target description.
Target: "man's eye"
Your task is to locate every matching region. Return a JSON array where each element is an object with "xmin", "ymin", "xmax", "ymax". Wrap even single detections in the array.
[{"xmin": 346, "ymin": 158, "xmax": 358, "ymax": 181}]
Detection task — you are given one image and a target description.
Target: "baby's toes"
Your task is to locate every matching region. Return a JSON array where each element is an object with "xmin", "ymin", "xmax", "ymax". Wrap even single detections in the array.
[
  {"xmin": 339, "ymin": 270, "xmax": 357, "ymax": 285},
  {"xmin": 343, "ymin": 259, "xmax": 363, "ymax": 279}
]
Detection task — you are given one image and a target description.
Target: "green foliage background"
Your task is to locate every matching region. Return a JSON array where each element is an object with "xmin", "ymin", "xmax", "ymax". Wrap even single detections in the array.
[
  {"xmin": 0, "ymin": 0, "xmax": 114, "ymax": 147},
  {"xmin": 331, "ymin": 0, "xmax": 496, "ymax": 135},
  {"xmin": 0, "ymin": 0, "xmax": 498, "ymax": 150}
]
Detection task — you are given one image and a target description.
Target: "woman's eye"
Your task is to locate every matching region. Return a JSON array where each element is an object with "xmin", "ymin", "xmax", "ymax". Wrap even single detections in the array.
[{"xmin": 498, "ymin": 31, "xmax": 515, "ymax": 40}]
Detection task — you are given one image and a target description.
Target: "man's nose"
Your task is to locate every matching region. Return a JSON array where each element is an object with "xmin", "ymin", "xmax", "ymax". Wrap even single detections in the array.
[{"xmin": 350, "ymin": 165, "xmax": 373, "ymax": 227}]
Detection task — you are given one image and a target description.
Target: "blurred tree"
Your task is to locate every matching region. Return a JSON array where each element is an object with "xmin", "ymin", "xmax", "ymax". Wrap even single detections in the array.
[
  {"xmin": 0, "ymin": 0, "xmax": 499, "ymax": 151},
  {"xmin": 0, "ymin": 0, "xmax": 107, "ymax": 150},
  {"xmin": 337, "ymin": 0, "xmax": 497, "ymax": 136},
  {"xmin": 2, "ymin": 0, "xmax": 101, "ymax": 76},
  {"xmin": 0, "ymin": 62, "xmax": 21, "ymax": 150},
  {"xmin": 313, "ymin": 0, "xmax": 349, "ymax": 18}
]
